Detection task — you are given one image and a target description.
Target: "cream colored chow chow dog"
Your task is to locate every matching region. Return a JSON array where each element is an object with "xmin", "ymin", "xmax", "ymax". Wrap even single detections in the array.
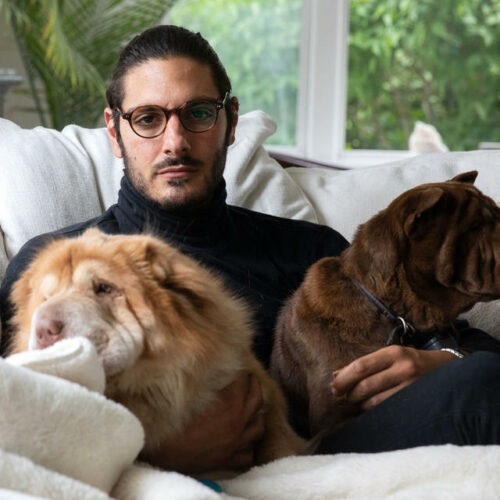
[{"xmin": 9, "ymin": 229, "xmax": 306, "ymax": 469}]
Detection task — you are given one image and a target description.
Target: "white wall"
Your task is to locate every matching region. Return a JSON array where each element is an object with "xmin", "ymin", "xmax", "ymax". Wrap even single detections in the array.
[{"xmin": 0, "ymin": 11, "xmax": 40, "ymax": 127}]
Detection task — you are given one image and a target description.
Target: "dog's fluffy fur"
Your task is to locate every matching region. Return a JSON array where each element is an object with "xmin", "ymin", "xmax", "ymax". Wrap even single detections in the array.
[
  {"xmin": 9, "ymin": 229, "xmax": 306, "ymax": 468},
  {"xmin": 271, "ymin": 172, "xmax": 500, "ymax": 437}
]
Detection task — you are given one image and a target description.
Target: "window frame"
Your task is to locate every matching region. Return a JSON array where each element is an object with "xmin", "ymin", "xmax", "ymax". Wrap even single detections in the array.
[{"xmin": 269, "ymin": 0, "xmax": 413, "ymax": 168}]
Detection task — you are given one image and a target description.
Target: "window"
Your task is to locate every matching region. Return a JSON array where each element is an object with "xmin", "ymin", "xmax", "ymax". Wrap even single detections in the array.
[
  {"xmin": 169, "ymin": 0, "xmax": 500, "ymax": 168},
  {"xmin": 346, "ymin": 1, "xmax": 500, "ymax": 157},
  {"xmin": 168, "ymin": 0, "xmax": 302, "ymax": 147}
]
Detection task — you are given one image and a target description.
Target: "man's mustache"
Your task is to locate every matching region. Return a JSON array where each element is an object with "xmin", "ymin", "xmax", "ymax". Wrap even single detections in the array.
[{"xmin": 153, "ymin": 156, "xmax": 203, "ymax": 172}]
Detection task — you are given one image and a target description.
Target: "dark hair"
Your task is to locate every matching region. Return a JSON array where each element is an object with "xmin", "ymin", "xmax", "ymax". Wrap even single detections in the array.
[{"xmin": 106, "ymin": 25, "xmax": 232, "ymax": 111}]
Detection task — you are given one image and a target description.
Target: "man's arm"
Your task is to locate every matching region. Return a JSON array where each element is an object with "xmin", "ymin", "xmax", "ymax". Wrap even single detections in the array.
[
  {"xmin": 331, "ymin": 345, "xmax": 458, "ymax": 409},
  {"xmin": 456, "ymin": 322, "xmax": 500, "ymax": 355},
  {"xmin": 331, "ymin": 318, "xmax": 500, "ymax": 409},
  {"xmin": 141, "ymin": 371, "xmax": 266, "ymax": 474},
  {"xmin": 0, "ymin": 234, "xmax": 56, "ymax": 355}
]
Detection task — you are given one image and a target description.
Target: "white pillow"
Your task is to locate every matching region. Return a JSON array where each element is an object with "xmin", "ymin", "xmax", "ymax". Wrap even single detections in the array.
[
  {"xmin": 225, "ymin": 110, "xmax": 317, "ymax": 223},
  {"xmin": 0, "ymin": 119, "xmax": 116, "ymax": 278},
  {"xmin": 288, "ymin": 149, "xmax": 500, "ymax": 241},
  {"xmin": 0, "ymin": 112, "xmax": 316, "ymax": 280}
]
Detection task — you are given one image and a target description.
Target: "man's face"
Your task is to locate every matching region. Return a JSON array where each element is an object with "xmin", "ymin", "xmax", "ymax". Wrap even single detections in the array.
[{"xmin": 105, "ymin": 57, "xmax": 238, "ymax": 212}]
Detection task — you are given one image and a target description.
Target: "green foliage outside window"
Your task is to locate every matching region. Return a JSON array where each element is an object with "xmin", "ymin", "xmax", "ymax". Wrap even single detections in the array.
[
  {"xmin": 169, "ymin": 0, "xmax": 302, "ymax": 146},
  {"xmin": 1, "ymin": 0, "xmax": 175, "ymax": 129},
  {"xmin": 2, "ymin": 0, "xmax": 498, "ymax": 150},
  {"xmin": 348, "ymin": 0, "xmax": 500, "ymax": 150},
  {"xmin": 172, "ymin": 0, "xmax": 500, "ymax": 151}
]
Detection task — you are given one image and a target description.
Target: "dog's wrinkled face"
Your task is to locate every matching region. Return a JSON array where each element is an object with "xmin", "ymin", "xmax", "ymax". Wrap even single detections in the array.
[
  {"xmin": 343, "ymin": 171, "xmax": 500, "ymax": 319},
  {"xmin": 402, "ymin": 174, "xmax": 499, "ymax": 298},
  {"xmin": 10, "ymin": 229, "xmax": 231, "ymax": 377},
  {"xmin": 24, "ymin": 254, "xmax": 146, "ymax": 376}
]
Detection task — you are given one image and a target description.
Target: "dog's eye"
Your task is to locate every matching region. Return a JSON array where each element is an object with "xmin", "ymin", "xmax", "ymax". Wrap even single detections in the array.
[
  {"xmin": 94, "ymin": 282, "xmax": 114, "ymax": 295},
  {"xmin": 466, "ymin": 218, "xmax": 483, "ymax": 233}
]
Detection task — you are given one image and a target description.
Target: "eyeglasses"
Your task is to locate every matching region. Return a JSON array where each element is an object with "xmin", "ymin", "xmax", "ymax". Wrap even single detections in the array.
[{"xmin": 116, "ymin": 92, "xmax": 229, "ymax": 138}]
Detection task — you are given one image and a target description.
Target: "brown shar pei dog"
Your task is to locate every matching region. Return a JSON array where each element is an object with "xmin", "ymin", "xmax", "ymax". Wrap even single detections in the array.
[
  {"xmin": 9, "ymin": 229, "xmax": 306, "ymax": 472},
  {"xmin": 271, "ymin": 171, "xmax": 500, "ymax": 438}
]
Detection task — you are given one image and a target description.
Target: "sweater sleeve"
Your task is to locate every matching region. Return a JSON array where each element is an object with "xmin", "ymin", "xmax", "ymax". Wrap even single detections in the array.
[
  {"xmin": 456, "ymin": 320, "xmax": 500, "ymax": 355},
  {"xmin": 0, "ymin": 234, "xmax": 56, "ymax": 355}
]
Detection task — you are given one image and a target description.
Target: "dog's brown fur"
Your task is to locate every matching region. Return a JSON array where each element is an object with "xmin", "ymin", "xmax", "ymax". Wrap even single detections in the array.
[
  {"xmin": 271, "ymin": 172, "xmax": 500, "ymax": 437},
  {"xmin": 9, "ymin": 229, "xmax": 306, "ymax": 469}
]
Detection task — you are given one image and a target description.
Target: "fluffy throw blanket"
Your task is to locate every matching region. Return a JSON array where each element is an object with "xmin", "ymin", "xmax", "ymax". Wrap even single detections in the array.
[
  {"xmin": 1, "ymin": 338, "xmax": 143, "ymax": 498},
  {"xmin": 1, "ymin": 337, "xmax": 499, "ymax": 499}
]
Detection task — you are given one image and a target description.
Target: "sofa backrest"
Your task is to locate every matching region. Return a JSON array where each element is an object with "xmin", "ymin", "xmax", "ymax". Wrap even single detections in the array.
[{"xmin": 286, "ymin": 149, "xmax": 500, "ymax": 241}]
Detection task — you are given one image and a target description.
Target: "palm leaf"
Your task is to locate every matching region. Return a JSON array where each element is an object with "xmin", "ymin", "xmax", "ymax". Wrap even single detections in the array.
[{"xmin": 1, "ymin": 0, "xmax": 177, "ymax": 128}]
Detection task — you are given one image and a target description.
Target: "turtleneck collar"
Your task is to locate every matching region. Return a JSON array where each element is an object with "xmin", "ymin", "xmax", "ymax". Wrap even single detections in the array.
[{"xmin": 113, "ymin": 174, "xmax": 230, "ymax": 246}]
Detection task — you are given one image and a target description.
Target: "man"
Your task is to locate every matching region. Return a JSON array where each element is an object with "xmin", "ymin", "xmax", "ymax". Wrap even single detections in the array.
[{"xmin": 1, "ymin": 25, "xmax": 499, "ymax": 474}]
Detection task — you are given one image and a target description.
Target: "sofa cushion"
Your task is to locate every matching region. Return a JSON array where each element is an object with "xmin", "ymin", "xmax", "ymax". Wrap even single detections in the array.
[
  {"xmin": 0, "ymin": 119, "xmax": 114, "ymax": 278},
  {"xmin": 225, "ymin": 111, "xmax": 317, "ymax": 224},
  {"xmin": 287, "ymin": 150, "xmax": 500, "ymax": 241}
]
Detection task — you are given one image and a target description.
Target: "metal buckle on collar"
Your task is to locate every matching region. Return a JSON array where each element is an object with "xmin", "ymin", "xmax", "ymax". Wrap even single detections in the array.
[{"xmin": 386, "ymin": 316, "xmax": 415, "ymax": 346}]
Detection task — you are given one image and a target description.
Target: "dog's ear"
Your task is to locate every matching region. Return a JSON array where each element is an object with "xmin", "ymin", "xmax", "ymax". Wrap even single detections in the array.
[
  {"xmin": 140, "ymin": 236, "xmax": 212, "ymax": 307},
  {"xmin": 403, "ymin": 187, "xmax": 444, "ymax": 238},
  {"xmin": 342, "ymin": 212, "xmax": 400, "ymax": 286},
  {"xmin": 80, "ymin": 227, "xmax": 110, "ymax": 243},
  {"xmin": 117, "ymin": 234, "xmax": 180, "ymax": 287},
  {"xmin": 450, "ymin": 171, "xmax": 477, "ymax": 184},
  {"xmin": 141, "ymin": 238, "xmax": 174, "ymax": 284}
]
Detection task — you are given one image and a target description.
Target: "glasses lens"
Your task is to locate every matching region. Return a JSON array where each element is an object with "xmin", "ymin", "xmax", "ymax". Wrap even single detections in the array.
[
  {"xmin": 180, "ymin": 102, "xmax": 218, "ymax": 132},
  {"xmin": 130, "ymin": 107, "xmax": 166, "ymax": 138}
]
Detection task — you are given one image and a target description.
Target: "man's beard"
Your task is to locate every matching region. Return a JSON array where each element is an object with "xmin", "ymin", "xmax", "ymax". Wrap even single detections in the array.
[{"xmin": 121, "ymin": 145, "xmax": 228, "ymax": 214}]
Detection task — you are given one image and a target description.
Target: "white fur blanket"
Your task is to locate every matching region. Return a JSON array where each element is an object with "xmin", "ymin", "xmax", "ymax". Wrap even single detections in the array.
[
  {"xmin": 2, "ymin": 338, "xmax": 499, "ymax": 499},
  {"xmin": 110, "ymin": 445, "xmax": 500, "ymax": 499},
  {"xmin": 221, "ymin": 445, "xmax": 500, "ymax": 499},
  {"xmin": 1, "ymin": 338, "xmax": 143, "ymax": 499}
]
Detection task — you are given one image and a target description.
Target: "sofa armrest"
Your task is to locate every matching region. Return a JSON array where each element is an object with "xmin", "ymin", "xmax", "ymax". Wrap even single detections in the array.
[{"xmin": 268, "ymin": 151, "xmax": 347, "ymax": 171}]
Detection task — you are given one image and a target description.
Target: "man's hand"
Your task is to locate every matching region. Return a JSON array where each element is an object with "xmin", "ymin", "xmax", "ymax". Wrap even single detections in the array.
[
  {"xmin": 331, "ymin": 346, "xmax": 458, "ymax": 410},
  {"xmin": 143, "ymin": 371, "xmax": 265, "ymax": 474}
]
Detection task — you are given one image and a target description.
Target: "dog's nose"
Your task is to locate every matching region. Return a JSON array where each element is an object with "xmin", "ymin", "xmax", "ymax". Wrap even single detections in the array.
[{"xmin": 34, "ymin": 312, "xmax": 64, "ymax": 348}]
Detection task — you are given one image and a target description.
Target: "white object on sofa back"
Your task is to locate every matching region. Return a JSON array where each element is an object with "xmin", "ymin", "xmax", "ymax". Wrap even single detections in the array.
[{"xmin": 0, "ymin": 113, "xmax": 499, "ymax": 339}]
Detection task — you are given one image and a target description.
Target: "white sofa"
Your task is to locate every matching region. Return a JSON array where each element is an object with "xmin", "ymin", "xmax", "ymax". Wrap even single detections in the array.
[{"xmin": 0, "ymin": 112, "xmax": 499, "ymax": 499}]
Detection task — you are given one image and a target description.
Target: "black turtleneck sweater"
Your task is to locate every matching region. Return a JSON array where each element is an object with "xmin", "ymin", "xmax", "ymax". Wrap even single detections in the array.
[{"xmin": 0, "ymin": 176, "xmax": 348, "ymax": 363}]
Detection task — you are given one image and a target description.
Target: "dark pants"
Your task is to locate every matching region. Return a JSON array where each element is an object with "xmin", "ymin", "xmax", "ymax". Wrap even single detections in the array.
[{"xmin": 317, "ymin": 351, "xmax": 500, "ymax": 454}]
